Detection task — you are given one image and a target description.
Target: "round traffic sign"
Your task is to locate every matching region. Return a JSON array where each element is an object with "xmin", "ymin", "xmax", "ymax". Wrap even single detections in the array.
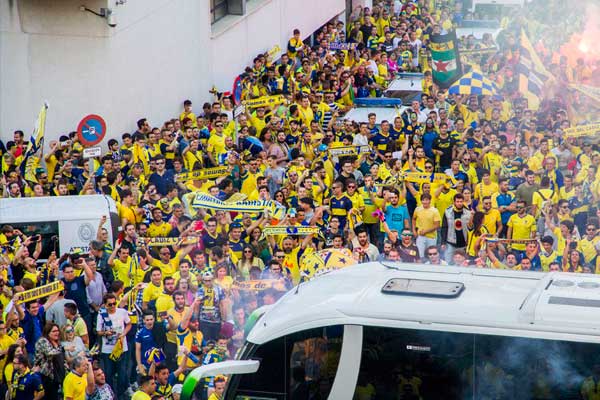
[{"xmin": 77, "ymin": 114, "xmax": 106, "ymax": 147}]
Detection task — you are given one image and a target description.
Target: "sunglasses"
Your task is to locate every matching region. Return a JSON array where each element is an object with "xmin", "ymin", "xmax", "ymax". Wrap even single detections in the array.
[{"xmin": 107, "ymin": 302, "xmax": 116, "ymax": 306}]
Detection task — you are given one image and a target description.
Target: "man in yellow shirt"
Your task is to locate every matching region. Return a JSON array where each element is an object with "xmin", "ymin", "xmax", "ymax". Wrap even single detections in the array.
[
  {"xmin": 142, "ymin": 267, "xmax": 164, "ymax": 312},
  {"xmin": 240, "ymin": 158, "xmax": 262, "ymax": 197},
  {"xmin": 179, "ymin": 100, "xmax": 197, "ymax": 127},
  {"xmin": 506, "ymin": 200, "xmax": 537, "ymax": 253},
  {"xmin": 146, "ymin": 243, "xmax": 193, "ymax": 278},
  {"xmin": 412, "ymin": 193, "xmax": 441, "ymax": 261},
  {"xmin": 155, "ymin": 276, "xmax": 176, "ymax": 322},
  {"xmin": 63, "ymin": 355, "xmax": 94, "ymax": 400},
  {"xmin": 474, "ymin": 170, "xmax": 499, "ymax": 206},
  {"xmin": 176, "ymin": 297, "xmax": 205, "ymax": 369},
  {"xmin": 481, "ymin": 196, "xmax": 502, "ymax": 236},
  {"xmin": 131, "ymin": 375, "xmax": 156, "ymax": 400},
  {"xmin": 108, "ymin": 246, "xmax": 138, "ymax": 288},
  {"xmin": 147, "ymin": 208, "xmax": 172, "ymax": 238},
  {"xmin": 165, "ymin": 291, "xmax": 189, "ymax": 369},
  {"xmin": 207, "ymin": 122, "xmax": 227, "ymax": 166}
]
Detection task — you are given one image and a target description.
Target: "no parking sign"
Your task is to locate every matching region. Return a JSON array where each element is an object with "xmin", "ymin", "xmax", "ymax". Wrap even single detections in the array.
[{"xmin": 77, "ymin": 114, "xmax": 106, "ymax": 147}]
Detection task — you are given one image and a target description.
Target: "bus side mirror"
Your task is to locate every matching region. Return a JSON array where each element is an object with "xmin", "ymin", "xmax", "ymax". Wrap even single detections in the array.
[{"xmin": 181, "ymin": 360, "xmax": 260, "ymax": 400}]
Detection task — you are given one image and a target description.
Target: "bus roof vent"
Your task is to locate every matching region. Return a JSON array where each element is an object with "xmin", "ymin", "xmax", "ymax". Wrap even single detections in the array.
[
  {"xmin": 552, "ymin": 280, "xmax": 575, "ymax": 288},
  {"xmin": 578, "ymin": 282, "xmax": 600, "ymax": 289},
  {"xmin": 382, "ymin": 278, "xmax": 465, "ymax": 298}
]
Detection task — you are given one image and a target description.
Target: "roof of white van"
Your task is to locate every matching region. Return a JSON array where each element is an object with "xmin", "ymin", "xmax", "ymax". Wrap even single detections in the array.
[
  {"xmin": 0, "ymin": 195, "xmax": 117, "ymax": 222},
  {"xmin": 248, "ymin": 263, "xmax": 600, "ymax": 344}
]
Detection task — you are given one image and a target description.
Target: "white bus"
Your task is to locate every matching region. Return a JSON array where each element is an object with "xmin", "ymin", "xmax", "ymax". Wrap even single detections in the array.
[{"xmin": 185, "ymin": 263, "xmax": 600, "ymax": 399}]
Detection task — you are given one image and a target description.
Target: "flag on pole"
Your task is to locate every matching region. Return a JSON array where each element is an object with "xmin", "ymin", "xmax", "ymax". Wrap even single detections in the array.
[
  {"xmin": 20, "ymin": 103, "xmax": 48, "ymax": 183},
  {"xmin": 516, "ymin": 30, "xmax": 553, "ymax": 110},
  {"xmin": 430, "ymin": 31, "xmax": 463, "ymax": 89}
]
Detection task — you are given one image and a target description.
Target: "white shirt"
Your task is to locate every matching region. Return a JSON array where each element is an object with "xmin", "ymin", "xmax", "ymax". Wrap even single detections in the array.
[
  {"xmin": 97, "ymin": 307, "xmax": 131, "ymax": 353},
  {"xmin": 353, "ymin": 133, "xmax": 370, "ymax": 146}
]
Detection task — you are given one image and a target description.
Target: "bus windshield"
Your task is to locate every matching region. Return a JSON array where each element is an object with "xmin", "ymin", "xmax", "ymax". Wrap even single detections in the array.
[
  {"xmin": 229, "ymin": 325, "xmax": 343, "ymax": 400},
  {"xmin": 356, "ymin": 326, "xmax": 600, "ymax": 399}
]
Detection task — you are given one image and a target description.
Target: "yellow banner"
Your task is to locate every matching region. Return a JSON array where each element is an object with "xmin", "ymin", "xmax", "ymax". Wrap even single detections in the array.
[
  {"xmin": 564, "ymin": 122, "xmax": 600, "ymax": 138},
  {"xmin": 328, "ymin": 145, "xmax": 372, "ymax": 156},
  {"xmin": 175, "ymin": 166, "xmax": 229, "ymax": 182},
  {"xmin": 430, "ymin": 41, "xmax": 454, "ymax": 51},
  {"xmin": 260, "ymin": 226, "xmax": 320, "ymax": 240},
  {"xmin": 403, "ymin": 172, "xmax": 450, "ymax": 184},
  {"xmin": 484, "ymin": 238, "xmax": 537, "ymax": 245},
  {"xmin": 232, "ymin": 279, "xmax": 287, "ymax": 291},
  {"xmin": 192, "ymin": 194, "xmax": 287, "ymax": 220},
  {"xmin": 16, "ymin": 281, "xmax": 64, "ymax": 304},
  {"xmin": 267, "ymin": 45, "xmax": 281, "ymax": 60},
  {"xmin": 145, "ymin": 237, "xmax": 199, "ymax": 247},
  {"xmin": 242, "ymin": 95, "xmax": 286, "ymax": 109}
]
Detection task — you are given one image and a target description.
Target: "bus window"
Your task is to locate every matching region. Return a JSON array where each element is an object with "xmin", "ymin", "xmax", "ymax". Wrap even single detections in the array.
[
  {"xmin": 231, "ymin": 325, "xmax": 343, "ymax": 400},
  {"xmin": 356, "ymin": 327, "xmax": 474, "ymax": 400},
  {"xmin": 473, "ymin": 335, "xmax": 600, "ymax": 399},
  {"xmin": 7, "ymin": 221, "xmax": 59, "ymax": 261}
]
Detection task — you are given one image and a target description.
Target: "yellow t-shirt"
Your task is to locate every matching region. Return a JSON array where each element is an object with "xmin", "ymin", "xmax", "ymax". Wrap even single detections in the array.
[
  {"xmin": 179, "ymin": 111, "xmax": 197, "ymax": 126},
  {"xmin": 63, "ymin": 372, "xmax": 88, "ymax": 400},
  {"xmin": 112, "ymin": 257, "xmax": 134, "ymax": 287},
  {"xmin": 435, "ymin": 189, "xmax": 456, "ymax": 219},
  {"xmin": 483, "ymin": 152, "xmax": 505, "ymax": 182},
  {"xmin": 45, "ymin": 154, "xmax": 59, "ymax": 181},
  {"xmin": 166, "ymin": 307, "xmax": 188, "ymax": 344},
  {"xmin": 172, "ymin": 271, "xmax": 198, "ymax": 288},
  {"xmin": 413, "ymin": 206, "xmax": 441, "ymax": 239},
  {"xmin": 146, "ymin": 222, "xmax": 172, "ymax": 238},
  {"xmin": 0, "ymin": 334, "xmax": 15, "ymax": 376},
  {"xmin": 207, "ymin": 134, "xmax": 226, "ymax": 160},
  {"xmin": 142, "ymin": 283, "xmax": 163, "ymax": 304},
  {"xmin": 531, "ymin": 188, "xmax": 557, "ymax": 217},
  {"xmin": 150, "ymin": 257, "xmax": 180, "ymax": 278},
  {"xmin": 155, "ymin": 293, "xmax": 174, "ymax": 322},
  {"xmin": 578, "ymin": 237, "xmax": 600, "ymax": 265},
  {"xmin": 117, "ymin": 203, "xmax": 138, "ymax": 226},
  {"xmin": 474, "ymin": 182, "xmax": 499, "ymax": 202},
  {"xmin": 507, "ymin": 214, "xmax": 536, "ymax": 251},
  {"xmin": 483, "ymin": 209, "xmax": 502, "ymax": 235},
  {"xmin": 131, "ymin": 392, "xmax": 152, "ymax": 400}
]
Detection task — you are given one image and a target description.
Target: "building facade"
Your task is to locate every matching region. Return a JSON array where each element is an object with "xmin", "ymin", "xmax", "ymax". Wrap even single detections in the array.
[{"xmin": 0, "ymin": 0, "xmax": 345, "ymax": 143}]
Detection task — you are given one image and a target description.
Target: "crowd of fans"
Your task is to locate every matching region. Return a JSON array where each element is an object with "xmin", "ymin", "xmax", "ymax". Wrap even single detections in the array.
[{"xmin": 0, "ymin": 0, "xmax": 599, "ymax": 399}]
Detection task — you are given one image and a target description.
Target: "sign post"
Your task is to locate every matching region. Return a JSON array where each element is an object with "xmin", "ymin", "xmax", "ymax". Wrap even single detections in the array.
[{"xmin": 77, "ymin": 114, "xmax": 107, "ymax": 188}]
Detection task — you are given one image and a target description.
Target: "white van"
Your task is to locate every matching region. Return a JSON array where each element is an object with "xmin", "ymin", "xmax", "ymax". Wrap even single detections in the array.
[{"xmin": 0, "ymin": 195, "xmax": 118, "ymax": 258}]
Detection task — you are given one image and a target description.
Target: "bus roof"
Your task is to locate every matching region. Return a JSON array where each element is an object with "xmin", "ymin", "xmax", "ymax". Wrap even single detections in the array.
[
  {"xmin": 0, "ymin": 194, "xmax": 118, "ymax": 222},
  {"xmin": 247, "ymin": 263, "xmax": 600, "ymax": 345}
]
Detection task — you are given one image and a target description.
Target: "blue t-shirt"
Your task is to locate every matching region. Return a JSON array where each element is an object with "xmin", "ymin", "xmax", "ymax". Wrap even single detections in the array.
[
  {"xmin": 385, "ymin": 204, "xmax": 410, "ymax": 233},
  {"xmin": 422, "ymin": 130, "xmax": 438, "ymax": 159},
  {"xmin": 135, "ymin": 326, "xmax": 157, "ymax": 367},
  {"xmin": 14, "ymin": 371, "xmax": 44, "ymax": 400}
]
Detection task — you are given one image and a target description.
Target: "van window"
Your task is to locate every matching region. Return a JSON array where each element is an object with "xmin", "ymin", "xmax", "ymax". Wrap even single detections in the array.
[
  {"xmin": 232, "ymin": 325, "xmax": 343, "ymax": 400},
  {"xmin": 8, "ymin": 221, "xmax": 59, "ymax": 261},
  {"xmin": 357, "ymin": 326, "xmax": 600, "ymax": 399}
]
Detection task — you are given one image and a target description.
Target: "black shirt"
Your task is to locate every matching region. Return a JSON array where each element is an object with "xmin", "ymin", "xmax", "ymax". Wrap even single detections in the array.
[{"xmin": 398, "ymin": 244, "xmax": 420, "ymax": 263}]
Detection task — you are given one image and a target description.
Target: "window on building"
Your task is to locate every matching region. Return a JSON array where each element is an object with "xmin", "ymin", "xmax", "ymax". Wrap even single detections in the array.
[{"xmin": 211, "ymin": 0, "xmax": 228, "ymax": 23}]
